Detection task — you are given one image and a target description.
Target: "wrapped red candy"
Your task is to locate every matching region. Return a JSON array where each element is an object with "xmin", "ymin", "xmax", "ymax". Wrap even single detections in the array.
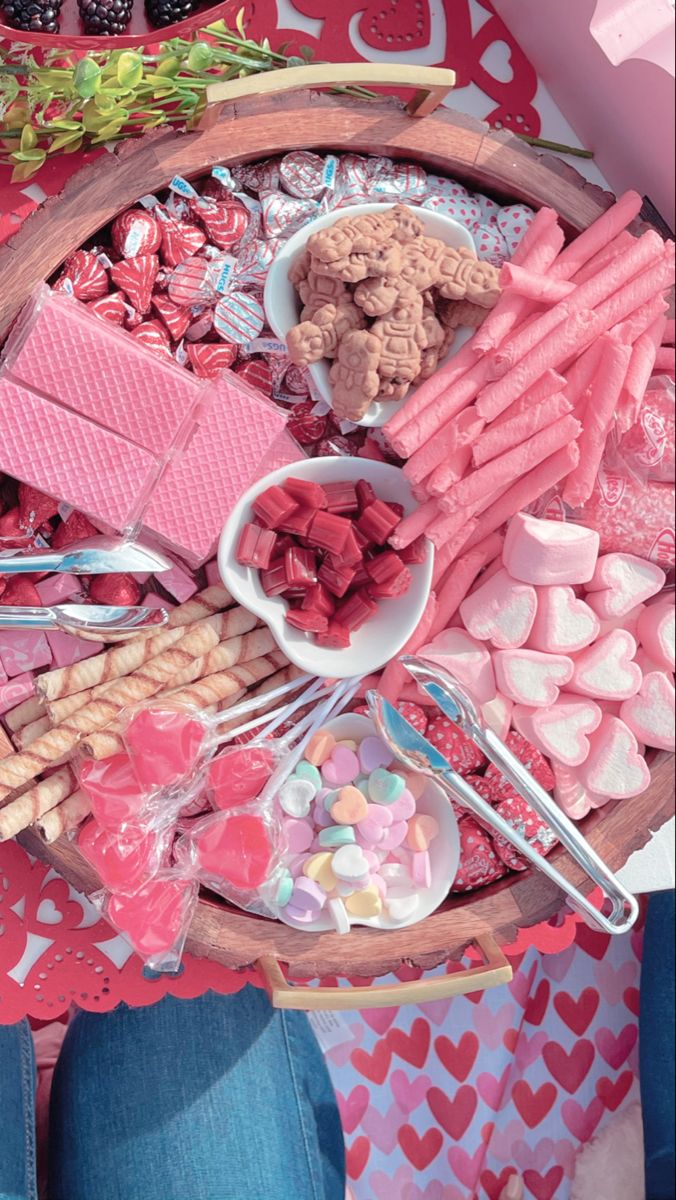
[
  {"xmin": 17, "ymin": 484, "xmax": 58, "ymax": 531},
  {"xmin": 55, "ymin": 250, "xmax": 109, "ymax": 302},
  {"xmin": 158, "ymin": 214, "xmax": 206, "ymax": 268},
  {"xmin": 87, "ymin": 292, "xmax": 128, "ymax": 325},
  {"xmin": 78, "ymin": 818, "xmax": 166, "ymax": 893},
  {"xmin": 0, "ymin": 577, "xmax": 42, "ymax": 606},
  {"xmin": 207, "ymin": 744, "xmax": 277, "ymax": 808},
  {"xmin": 152, "ymin": 294, "xmax": 191, "ymax": 342},
  {"xmin": 79, "ymin": 753, "xmax": 148, "ymax": 831},
  {"xmin": 50, "ymin": 510, "xmax": 98, "ymax": 550},
  {"xmin": 167, "ymin": 256, "xmax": 216, "ymax": 308},
  {"xmin": 451, "ymin": 817, "xmax": 507, "ymax": 891},
  {"xmin": 484, "ymin": 731, "xmax": 555, "ymax": 796},
  {"xmin": 124, "ymin": 706, "xmax": 207, "ymax": 794},
  {"xmin": 130, "ymin": 320, "xmax": 172, "ymax": 358},
  {"xmin": 89, "ymin": 573, "xmax": 142, "ymax": 608},
  {"xmin": 191, "ymin": 197, "xmax": 249, "ymax": 249},
  {"xmin": 110, "ymin": 254, "xmax": 159, "ymax": 314},
  {"xmin": 425, "ymin": 714, "xmax": 487, "ymax": 776},
  {"xmin": 111, "ymin": 209, "xmax": 161, "ymax": 259},
  {"xmin": 105, "ymin": 875, "xmax": 198, "ymax": 968},
  {"xmin": 287, "ymin": 400, "xmax": 329, "ymax": 446},
  {"xmin": 186, "ymin": 342, "xmax": 237, "ymax": 378},
  {"xmin": 191, "ymin": 811, "xmax": 275, "ymax": 890}
]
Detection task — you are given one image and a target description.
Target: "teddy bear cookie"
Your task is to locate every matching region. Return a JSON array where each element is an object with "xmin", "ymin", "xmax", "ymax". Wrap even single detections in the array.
[{"xmin": 285, "ymin": 203, "xmax": 501, "ymax": 420}]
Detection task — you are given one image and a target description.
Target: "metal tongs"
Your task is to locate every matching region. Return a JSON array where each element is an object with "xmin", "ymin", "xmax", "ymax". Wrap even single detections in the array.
[{"xmin": 367, "ymin": 655, "xmax": 639, "ymax": 936}]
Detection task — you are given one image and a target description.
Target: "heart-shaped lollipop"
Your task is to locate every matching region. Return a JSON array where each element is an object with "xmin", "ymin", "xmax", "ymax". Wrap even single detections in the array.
[
  {"xmin": 78, "ymin": 819, "xmax": 162, "ymax": 892},
  {"xmin": 107, "ymin": 876, "xmax": 196, "ymax": 960},
  {"xmin": 193, "ymin": 812, "xmax": 274, "ymax": 890},
  {"xmin": 207, "ymin": 744, "xmax": 276, "ymax": 809},
  {"xmin": 79, "ymin": 753, "xmax": 147, "ymax": 831},
  {"xmin": 124, "ymin": 707, "xmax": 206, "ymax": 793}
]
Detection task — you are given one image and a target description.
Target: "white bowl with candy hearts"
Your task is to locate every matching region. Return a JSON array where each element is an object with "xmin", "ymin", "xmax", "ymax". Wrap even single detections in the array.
[
  {"xmin": 264, "ymin": 202, "xmax": 476, "ymax": 428},
  {"xmin": 218, "ymin": 458, "xmax": 434, "ymax": 678},
  {"xmin": 276, "ymin": 714, "xmax": 460, "ymax": 933}
]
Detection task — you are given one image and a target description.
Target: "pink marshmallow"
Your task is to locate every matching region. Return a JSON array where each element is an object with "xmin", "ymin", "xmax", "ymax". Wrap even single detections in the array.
[
  {"xmin": 637, "ymin": 600, "xmax": 675, "ymax": 672},
  {"xmin": 493, "ymin": 649, "xmax": 574, "ymax": 707},
  {"xmin": 481, "ymin": 693, "xmax": 513, "ymax": 740},
  {"xmin": 569, "ymin": 629, "xmax": 642, "ymax": 701},
  {"xmin": 514, "ymin": 697, "xmax": 602, "ymax": 766},
  {"xmin": 0, "ymin": 631, "xmax": 52, "ymax": 678},
  {"xmin": 578, "ymin": 715, "xmax": 651, "ymax": 799},
  {"xmin": 419, "ymin": 628, "xmax": 497, "ymax": 704},
  {"xmin": 459, "ymin": 568, "xmax": 537, "ymax": 650},
  {"xmin": 553, "ymin": 762, "xmax": 609, "ymax": 820},
  {"xmin": 528, "ymin": 586, "xmax": 600, "ymax": 654},
  {"xmin": 596, "ymin": 603, "xmax": 646, "ymax": 641},
  {"xmin": 503, "ymin": 512, "xmax": 600, "ymax": 585},
  {"xmin": 620, "ymin": 671, "xmax": 675, "ymax": 752},
  {"xmin": 585, "ymin": 553, "xmax": 666, "ymax": 619}
]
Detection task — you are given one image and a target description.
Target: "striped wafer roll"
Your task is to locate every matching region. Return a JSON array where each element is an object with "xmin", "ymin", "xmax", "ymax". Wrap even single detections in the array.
[
  {"xmin": 37, "ymin": 584, "xmax": 232, "ymax": 702},
  {"xmin": 0, "ymin": 727, "xmax": 12, "ymax": 759},
  {"xmin": 168, "ymin": 650, "xmax": 288, "ymax": 711},
  {"xmin": 4, "ymin": 695, "xmax": 46, "ymax": 733},
  {"xmin": 14, "ymin": 716, "xmax": 51, "ymax": 750},
  {"xmin": 36, "ymin": 790, "xmax": 92, "ymax": 843},
  {"xmin": 215, "ymin": 665, "xmax": 304, "ymax": 717},
  {"xmin": 0, "ymin": 767, "xmax": 75, "ymax": 842}
]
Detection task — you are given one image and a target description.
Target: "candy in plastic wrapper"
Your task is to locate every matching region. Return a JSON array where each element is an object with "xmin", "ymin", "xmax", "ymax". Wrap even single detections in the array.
[
  {"xmin": 260, "ymin": 189, "xmax": 320, "ymax": 239},
  {"xmin": 122, "ymin": 703, "xmax": 210, "ymax": 799},
  {"xmin": 611, "ymin": 382, "xmax": 675, "ymax": 484},
  {"xmin": 214, "ymin": 291, "xmax": 265, "ymax": 344},
  {"xmin": 425, "ymin": 174, "xmax": 471, "ymax": 201},
  {"xmin": 79, "ymin": 752, "xmax": 152, "ymax": 832},
  {"xmin": 151, "ymin": 294, "xmax": 191, "ymax": 341},
  {"xmin": 233, "ymin": 158, "xmax": 281, "ymax": 194},
  {"xmin": 191, "ymin": 197, "xmax": 249, "ymax": 250},
  {"xmin": 451, "ymin": 817, "xmax": 507, "ymax": 892},
  {"xmin": 131, "ymin": 320, "xmax": 172, "ymax": 358},
  {"xmin": 422, "ymin": 192, "xmax": 482, "ymax": 229},
  {"xmin": 371, "ymin": 160, "xmax": 427, "ymax": 198},
  {"xmin": 475, "ymin": 224, "xmax": 510, "ymax": 267},
  {"xmin": 78, "ymin": 817, "xmax": 171, "ymax": 894},
  {"xmin": 286, "ymin": 398, "xmax": 329, "ymax": 445},
  {"xmin": 498, "ymin": 204, "xmax": 536, "ymax": 255},
  {"xmin": 54, "ymin": 250, "xmax": 109, "ymax": 302},
  {"xmin": 234, "ymin": 358, "xmax": 273, "ymax": 396},
  {"xmin": 167, "ymin": 256, "xmax": 216, "ymax": 307},
  {"xmin": 87, "ymin": 292, "xmax": 128, "ymax": 326},
  {"xmin": 279, "ymin": 151, "xmax": 332, "ymax": 199},
  {"xmin": 111, "ymin": 209, "xmax": 161, "ymax": 259},
  {"xmin": 284, "ymin": 364, "xmax": 310, "ymax": 396},
  {"xmin": 175, "ymin": 807, "xmax": 284, "ymax": 917},
  {"xmin": 157, "ymin": 213, "xmax": 206, "ymax": 268},
  {"xmin": 185, "ymin": 310, "xmax": 215, "ymax": 341},
  {"xmin": 97, "ymin": 873, "xmax": 198, "ymax": 973},
  {"xmin": 110, "ymin": 253, "xmax": 159, "ymax": 313},
  {"xmin": 206, "ymin": 741, "xmax": 280, "ymax": 809},
  {"xmin": 234, "ymin": 237, "xmax": 282, "ymax": 288}
]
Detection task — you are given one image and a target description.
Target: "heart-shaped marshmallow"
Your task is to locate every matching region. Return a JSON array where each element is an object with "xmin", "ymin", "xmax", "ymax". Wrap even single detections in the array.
[
  {"xmin": 586, "ymin": 553, "xmax": 666, "ymax": 619},
  {"xmin": 528, "ymin": 586, "xmax": 600, "ymax": 654},
  {"xmin": 637, "ymin": 600, "xmax": 675, "ymax": 673},
  {"xmin": 513, "ymin": 697, "xmax": 602, "ymax": 766},
  {"xmin": 578, "ymin": 715, "xmax": 651, "ymax": 799},
  {"xmin": 620, "ymin": 671, "xmax": 676, "ymax": 752},
  {"xmin": 569, "ymin": 630, "xmax": 642, "ymax": 701},
  {"xmin": 503, "ymin": 512, "xmax": 600, "ymax": 585},
  {"xmin": 420, "ymin": 627, "xmax": 497, "ymax": 702},
  {"xmin": 459, "ymin": 568, "xmax": 537, "ymax": 650},
  {"xmin": 481, "ymin": 693, "xmax": 513, "ymax": 740},
  {"xmin": 493, "ymin": 649, "xmax": 574, "ymax": 707},
  {"xmin": 596, "ymin": 603, "xmax": 645, "ymax": 641},
  {"xmin": 552, "ymin": 763, "xmax": 608, "ymax": 820},
  {"xmin": 332, "ymin": 843, "xmax": 370, "ymax": 883}
]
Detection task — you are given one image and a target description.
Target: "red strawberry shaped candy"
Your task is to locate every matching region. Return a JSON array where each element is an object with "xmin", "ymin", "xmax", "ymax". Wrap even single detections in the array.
[
  {"xmin": 426, "ymin": 713, "xmax": 487, "ymax": 775},
  {"xmin": 87, "ymin": 292, "xmax": 128, "ymax": 325},
  {"xmin": 111, "ymin": 208, "xmax": 161, "ymax": 259},
  {"xmin": 152, "ymin": 294, "xmax": 191, "ymax": 342},
  {"xmin": 110, "ymin": 254, "xmax": 159, "ymax": 314},
  {"xmin": 55, "ymin": 250, "xmax": 109, "ymax": 301},
  {"xmin": 451, "ymin": 817, "xmax": 507, "ymax": 892}
]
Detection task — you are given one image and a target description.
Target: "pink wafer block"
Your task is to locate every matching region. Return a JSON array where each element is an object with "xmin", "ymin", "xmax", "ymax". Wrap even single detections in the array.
[
  {"xmin": 35, "ymin": 574, "xmax": 82, "ymax": 605},
  {"xmin": 493, "ymin": 649, "xmax": 573, "ymax": 707},
  {"xmin": 419, "ymin": 628, "xmax": 497, "ymax": 704},
  {"xmin": 637, "ymin": 599, "xmax": 675, "ymax": 672},
  {"xmin": 0, "ymin": 672, "xmax": 35, "ymax": 715},
  {"xmin": 578, "ymin": 715, "xmax": 651, "ymax": 799},
  {"xmin": 569, "ymin": 629, "xmax": 642, "ymax": 701},
  {"xmin": 503, "ymin": 512, "xmax": 600, "ymax": 585},
  {"xmin": 513, "ymin": 697, "xmax": 602, "ymax": 767},
  {"xmin": 46, "ymin": 631, "xmax": 103, "ymax": 667},
  {"xmin": 255, "ymin": 429, "xmax": 306, "ymax": 477},
  {"xmin": 528, "ymin": 586, "xmax": 600, "ymax": 654},
  {"xmin": 481, "ymin": 693, "xmax": 513, "ymax": 740},
  {"xmin": 459, "ymin": 568, "xmax": 537, "ymax": 650},
  {"xmin": 585, "ymin": 553, "xmax": 666, "ymax": 619},
  {"xmin": 620, "ymin": 671, "xmax": 675, "ymax": 752},
  {"xmin": 0, "ymin": 631, "xmax": 52, "ymax": 678},
  {"xmin": 143, "ymin": 372, "xmax": 288, "ymax": 566}
]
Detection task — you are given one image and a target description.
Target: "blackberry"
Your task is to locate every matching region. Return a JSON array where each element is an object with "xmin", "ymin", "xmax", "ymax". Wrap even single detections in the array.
[
  {"xmin": 78, "ymin": 0, "xmax": 133, "ymax": 33},
  {"xmin": 145, "ymin": 0, "xmax": 197, "ymax": 27},
  {"xmin": 3, "ymin": 0, "xmax": 61, "ymax": 32}
]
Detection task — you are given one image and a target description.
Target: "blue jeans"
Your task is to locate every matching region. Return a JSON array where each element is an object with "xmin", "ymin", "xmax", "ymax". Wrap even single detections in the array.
[
  {"xmin": 0, "ymin": 986, "xmax": 345, "ymax": 1200},
  {"xmin": 640, "ymin": 891, "xmax": 676, "ymax": 1200}
]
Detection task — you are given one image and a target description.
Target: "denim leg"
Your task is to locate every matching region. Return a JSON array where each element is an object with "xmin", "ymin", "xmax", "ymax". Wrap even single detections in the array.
[
  {"xmin": 0, "ymin": 1020, "xmax": 38, "ymax": 1200},
  {"xmin": 639, "ymin": 891, "xmax": 675, "ymax": 1200},
  {"xmin": 48, "ymin": 986, "xmax": 345, "ymax": 1200}
]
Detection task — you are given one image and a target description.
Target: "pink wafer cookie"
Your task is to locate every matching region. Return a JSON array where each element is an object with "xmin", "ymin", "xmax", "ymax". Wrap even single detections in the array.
[
  {"xmin": 513, "ymin": 697, "xmax": 602, "ymax": 767},
  {"xmin": 493, "ymin": 649, "xmax": 574, "ymax": 707},
  {"xmin": 637, "ymin": 600, "xmax": 675, "ymax": 672},
  {"xmin": 459, "ymin": 568, "xmax": 537, "ymax": 650},
  {"xmin": 419, "ymin": 627, "xmax": 496, "ymax": 704},
  {"xmin": 569, "ymin": 629, "xmax": 642, "ymax": 701},
  {"xmin": 528, "ymin": 586, "xmax": 600, "ymax": 654},
  {"xmin": 620, "ymin": 671, "xmax": 675, "ymax": 752},
  {"xmin": 578, "ymin": 715, "xmax": 650, "ymax": 799},
  {"xmin": 586, "ymin": 553, "xmax": 666, "ymax": 619},
  {"xmin": 503, "ymin": 512, "xmax": 600, "ymax": 585}
]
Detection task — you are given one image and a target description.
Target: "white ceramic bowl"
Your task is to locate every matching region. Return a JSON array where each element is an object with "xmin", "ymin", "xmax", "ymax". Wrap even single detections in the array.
[
  {"xmin": 218, "ymin": 457, "xmax": 434, "ymax": 678},
  {"xmin": 277, "ymin": 714, "xmax": 460, "ymax": 932},
  {"xmin": 264, "ymin": 202, "xmax": 476, "ymax": 428}
]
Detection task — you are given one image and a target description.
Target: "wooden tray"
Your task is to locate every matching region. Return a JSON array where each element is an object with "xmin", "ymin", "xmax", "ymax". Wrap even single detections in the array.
[{"xmin": 0, "ymin": 0, "xmax": 236, "ymax": 51}]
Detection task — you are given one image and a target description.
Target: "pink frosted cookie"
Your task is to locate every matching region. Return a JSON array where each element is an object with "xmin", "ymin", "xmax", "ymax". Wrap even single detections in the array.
[
  {"xmin": 459, "ymin": 568, "xmax": 537, "ymax": 650},
  {"xmin": 578, "ymin": 715, "xmax": 651, "ymax": 799},
  {"xmin": 620, "ymin": 671, "xmax": 675, "ymax": 752},
  {"xmin": 637, "ymin": 599, "xmax": 675, "ymax": 673},
  {"xmin": 585, "ymin": 553, "xmax": 666, "ymax": 620},
  {"xmin": 503, "ymin": 512, "xmax": 600, "ymax": 585},
  {"xmin": 493, "ymin": 649, "xmax": 574, "ymax": 707},
  {"xmin": 528, "ymin": 585, "xmax": 600, "ymax": 654},
  {"xmin": 569, "ymin": 629, "xmax": 642, "ymax": 701},
  {"xmin": 513, "ymin": 697, "xmax": 602, "ymax": 767},
  {"xmin": 419, "ymin": 628, "xmax": 497, "ymax": 704}
]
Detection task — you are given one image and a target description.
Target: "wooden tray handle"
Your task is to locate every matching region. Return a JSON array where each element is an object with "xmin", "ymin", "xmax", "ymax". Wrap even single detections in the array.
[
  {"xmin": 257, "ymin": 934, "xmax": 512, "ymax": 1010},
  {"xmin": 199, "ymin": 63, "xmax": 456, "ymax": 130}
]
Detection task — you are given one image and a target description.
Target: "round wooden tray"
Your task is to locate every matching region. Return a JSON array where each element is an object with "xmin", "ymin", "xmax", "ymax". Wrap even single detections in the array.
[
  {"xmin": 0, "ymin": 0, "xmax": 234, "ymax": 51},
  {"xmin": 5, "ymin": 75, "xmax": 674, "ymax": 995}
]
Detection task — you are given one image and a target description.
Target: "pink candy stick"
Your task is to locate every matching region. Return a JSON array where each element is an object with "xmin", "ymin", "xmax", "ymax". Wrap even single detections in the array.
[
  {"xmin": 421, "ymin": 407, "xmax": 485, "ymax": 496},
  {"xmin": 616, "ymin": 316, "xmax": 667, "ymax": 434},
  {"xmin": 550, "ymin": 190, "xmax": 643, "ymax": 280},
  {"xmin": 472, "ymin": 392, "xmax": 572, "ymax": 468},
  {"xmin": 442, "ymin": 413, "xmax": 582, "ymax": 514},
  {"xmin": 459, "ymin": 567, "xmax": 537, "ymax": 649},
  {"xmin": 563, "ymin": 336, "xmax": 632, "ymax": 508},
  {"xmin": 590, "ymin": 245, "xmax": 675, "ymax": 345},
  {"xmin": 388, "ymin": 499, "xmax": 439, "ymax": 551},
  {"xmin": 432, "ymin": 521, "xmax": 480, "ymax": 585},
  {"xmin": 420, "ymin": 627, "xmax": 496, "ymax": 704},
  {"xmin": 578, "ymin": 714, "xmax": 650, "ymax": 799},
  {"xmin": 404, "ymin": 405, "xmax": 484, "ymax": 488},
  {"xmin": 654, "ymin": 346, "xmax": 675, "ymax": 374},
  {"xmin": 430, "ymin": 533, "xmax": 504, "ymax": 636},
  {"xmin": 385, "ymin": 340, "xmax": 480, "ymax": 443},
  {"xmin": 499, "ymin": 262, "xmax": 575, "ymax": 303},
  {"xmin": 611, "ymin": 294, "xmax": 667, "ymax": 346},
  {"xmin": 570, "ymin": 230, "xmax": 636, "ymax": 286},
  {"xmin": 489, "ymin": 369, "xmax": 566, "ymax": 430},
  {"xmin": 378, "ymin": 591, "xmax": 438, "ymax": 704}
]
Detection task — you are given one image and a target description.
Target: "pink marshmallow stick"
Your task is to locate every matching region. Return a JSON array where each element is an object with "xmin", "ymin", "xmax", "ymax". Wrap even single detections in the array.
[
  {"xmin": 406, "ymin": 406, "xmax": 484, "ymax": 489},
  {"xmin": 499, "ymin": 262, "xmax": 575, "ymax": 303},
  {"xmin": 503, "ymin": 512, "xmax": 600, "ymax": 585},
  {"xmin": 392, "ymin": 360, "xmax": 492, "ymax": 459},
  {"xmin": 550, "ymin": 190, "xmax": 644, "ymax": 280},
  {"xmin": 578, "ymin": 714, "xmax": 650, "ymax": 799},
  {"xmin": 385, "ymin": 340, "xmax": 480, "ymax": 442},
  {"xmin": 472, "ymin": 211, "xmax": 564, "ymax": 353},
  {"xmin": 429, "ymin": 533, "xmax": 504, "ymax": 637},
  {"xmin": 616, "ymin": 316, "xmax": 668, "ymax": 434},
  {"xmin": 493, "ymin": 648, "xmax": 574, "ymax": 707},
  {"xmin": 528, "ymin": 586, "xmax": 600, "ymax": 654},
  {"xmin": 420, "ymin": 627, "xmax": 497, "ymax": 704},
  {"xmin": 378, "ymin": 591, "xmax": 438, "ymax": 704},
  {"xmin": 637, "ymin": 600, "xmax": 675, "ymax": 672},
  {"xmin": 569, "ymin": 629, "xmax": 642, "ymax": 700},
  {"xmin": 389, "ymin": 499, "xmax": 439, "ymax": 550},
  {"xmin": 586, "ymin": 552, "xmax": 666, "ymax": 619},
  {"xmin": 563, "ymin": 336, "xmax": 633, "ymax": 508},
  {"xmin": 459, "ymin": 567, "xmax": 537, "ymax": 649},
  {"xmin": 654, "ymin": 346, "xmax": 675, "ymax": 374},
  {"xmin": 620, "ymin": 671, "xmax": 675, "ymax": 752},
  {"xmin": 442, "ymin": 413, "xmax": 582, "ymax": 514},
  {"xmin": 472, "ymin": 392, "xmax": 572, "ymax": 468},
  {"xmin": 570, "ymin": 230, "xmax": 636, "ymax": 286}
]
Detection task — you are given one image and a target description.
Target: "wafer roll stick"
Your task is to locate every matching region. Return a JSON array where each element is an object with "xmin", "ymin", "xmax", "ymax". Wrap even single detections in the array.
[
  {"xmin": 403, "ymin": 406, "xmax": 482, "ymax": 486},
  {"xmin": 488, "ymin": 369, "xmax": 566, "ymax": 429},
  {"xmin": 570, "ymin": 230, "xmax": 636, "ymax": 286},
  {"xmin": 425, "ymin": 407, "xmax": 486, "ymax": 496},
  {"xmin": 0, "ymin": 767, "xmax": 75, "ymax": 842},
  {"xmin": 472, "ymin": 212, "xmax": 564, "ymax": 353},
  {"xmin": 389, "ymin": 499, "xmax": 440, "ymax": 550},
  {"xmin": 432, "ymin": 519, "xmax": 479, "ymax": 586},
  {"xmin": 36, "ymin": 790, "xmax": 92, "ymax": 843},
  {"xmin": 431, "ymin": 533, "xmax": 504, "ymax": 634},
  {"xmin": 590, "ymin": 244, "xmax": 675, "ymax": 336},
  {"xmin": 551, "ymin": 190, "xmax": 643, "ymax": 279},
  {"xmin": 473, "ymin": 392, "xmax": 573, "ymax": 467},
  {"xmin": 385, "ymin": 340, "xmax": 480, "ymax": 442},
  {"xmin": 610, "ymin": 294, "xmax": 667, "ymax": 347},
  {"xmin": 166, "ymin": 651, "xmax": 288, "ymax": 710},
  {"xmin": 379, "ymin": 592, "xmax": 438, "ymax": 704},
  {"xmin": 81, "ymin": 731, "xmax": 126, "ymax": 760},
  {"xmin": 4, "ymin": 696, "xmax": 44, "ymax": 733},
  {"xmin": 427, "ymin": 505, "xmax": 475, "ymax": 548},
  {"xmin": 396, "ymin": 358, "xmax": 494, "ymax": 458},
  {"xmin": 563, "ymin": 337, "xmax": 632, "ymax": 507},
  {"xmin": 15, "ymin": 716, "xmax": 51, "ymax": 750},
  {"xmin": 499, "ymin": 262, "xmax": 575, "ymax": 302},
  {"xmin": 215, "ymin": 666, "xmax": 302, "ymax": 720}
]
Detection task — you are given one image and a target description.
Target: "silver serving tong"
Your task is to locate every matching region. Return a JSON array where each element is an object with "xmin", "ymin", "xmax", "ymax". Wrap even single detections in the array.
[
  {"xmin": 367, "ymin": 655, "xmax": 639, "ymax": 936},
  {"xmin": 0, "ymin": 535, "xmax": 174, "ymax": 576},
  {"xmin": 0, "ymin": 603, "xmax": 168, "ymax": 639}
]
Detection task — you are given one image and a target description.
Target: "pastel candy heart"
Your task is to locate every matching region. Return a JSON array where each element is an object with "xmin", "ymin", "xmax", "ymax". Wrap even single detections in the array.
[
  {"xmin": 318, "ymin": 825, "xmax": 356, "ymax": 848},
  {"xmin": 379, "ymin": 820, "xmax": 409, "ymax": 851},
  {"xmin": 304, "ymin": 730, "xmax": 335, "ymax": 765},
  {"xmin": 481, "ymin": 694, "xmax": 513, "ymax": 740},
  {"xmin": 312, "ymin": 798, "xmax": 333, "ymax": 828},
  {"xmin": 569, "ymin": 630, "xmax": 642, "ymax": 701},
  {"xmin": 420, "ymin": 627, "xmax": 497, "ymax": 703},
  {"xmin": 328, "ymin": 896, "xmax": 350, "ymax": 934},
  {"xmin": 283, "ymin": 818, "xmax": 314, "ymax": 854},
  {"xmin": 380, "ymin": 862, "xmax": 411, "ymax": 886},
  {"xmin": 358, "ymin": 735, "xmax": 394, "ymax": 773},
  {"xmin": 387, "ymin": 892, "xmax": 420, "ymax": 922},
  {"xmin": 357, "ymin": 803, "xmax": 393, "ymax": 844},
  {"xmin": 528, "ymin": 586, "xmax": 600, "ymax": 654},
  {"xmin": 321, "ymin": 746, "xmax": 360, "ymax": 786},
  {"xmin": 304, "ymin": 851, "xmax": 337, "ymax": 891},
  {"xmin": 412, "ymin": 851, "xmax": 432, "ymax": 888},
  {"xmin": 637, "ymin": 600, "xmax": 675, "ymax": 672},
  {"xmin": 406, "ymin": 813, "xmax": 439, "ymax": 851},
  {"xmin": 503, "ymin": 512, "xmax": 600, "ymax": 585},
  {"xmin": 493, "ymin": 649, "xmax": 574, "ymax": 707},
  {"xmin": 278, "ymin": 777, "xmax": 315, "ymax": 817},
  {"xmin": 388, "ymin": 788, "xmax": 417, "ymax": 821},
  {"xmin": 578, "ymin": 715, "xmax": 651, "ymax": 799},
  {"xmin": 620, "ymin": 671, "xmax": 676, "ymax": 751},
  {"xmin": 345, "ymin": 885, "xmax": 382, "ymax": 917},
  {"xmin": 368, "ymin": 768, "xmax": 405, "ymax": 805},
  {"xmin": 290, "ymin": 877, "xmax": 326, "ymax": 913},
  {"xmin": 586, "ymin": 553, "xmax": 666, "ymax": 619},
  {"xmin": 513, "ymin": 698, "xmax": 602, "ymax": 767},
  {"xmin": 331, "ymin": 786, "xmax": 369, "ymax": 824},
  {"xmin": 295, "ymin": 761, "xmax": 321, "ymax": 791},
  {"xmin": 332, "ymin": 843, "xmax": 370, "ymax": 882},
  {"xmin": 459, "ymin": 568, "xmax": 537, "ymax": 650},
  {"xmin": 275, "ymin": 871, "xmax": 294, "ymax": 907},
  {"xmin": 393, "ymin": 770, "xmax": 426, "ymax": 800}
]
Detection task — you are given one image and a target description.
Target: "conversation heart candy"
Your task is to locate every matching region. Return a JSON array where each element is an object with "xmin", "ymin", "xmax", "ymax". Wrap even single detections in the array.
[
  {"xmin": 459, "ymin": 569, "xmax": 538, "ymax": 650},
  {"xmin": 386, "ymin": 892, "xmax": 420, "ymax": 922},
  {"xmin": 321, "ymin": 745, "xmax": 360, "ymax": 786},
  {"xmin": 283, "ymin": 818, "xmax": 314, "ymax": 854},
  {"xmin": 290, "ymin": 877, "xmax": 327, "ymax": 913},
  {"xmin": 412, "ymin": 851, "xmax": 432, "ymax": 888},
  {"xmin": 420, "ymin": 627, "xmax": 497, "ymax": 703},
  {"xmin": 493, "ymin": 649, "xmax": 574, "ymax": 707},
  {"xmin": 368, "ymin": 768, "xmax": 405, "ymax": 805},
  {"xmin": 358, "ymin": 735, "xmax": 394, "ymax": 773},
  {"xmin": 379, "ymin": 820, "xmax": 409, "ymax": 851},
  {"xmin": 124, "ymin": 706, "xmax": 206, "ymax": 793},
  {"xmin": 328, "ymin": 896, "xmax": 351, "ymax": 934},
  {"xmin": 586, "ymin": 553, "xmax": 666, "ymax": 619},
  {"xmin": 279, "ymin": 777, "xmax": 316, "ymax": 818},
  {"xmin": 569, "ymin": 630, "xmax": 642, "ymax": 701},
  {"xmin": 79, "ymin": 753, "xmax": 147, "ymax": 831},
  {"xmin": 331, "ymin": 786, "xmax": 369, "ymax": 824},
  {"xmin": 357, "ymin": 803, "xmax": 393, "ymax": 844},
  {"xmin": 318, "ymin": 825, "xmax": 356, "ymax": 848},
  {"xmin": 637, "ymin": 600, "xmax": 675, "ymax": 672},
  {"xmin": 503, "ymin": 512, "xmax": 600, "ymax": 585},
  {"xmin": 620, "ymin": 671, "xmax": 676, "ymax": 751},
  {"xmin": 195, "ymin": 812, "xmax": 274, "ymax": 888},
  {"xmin": 388, "ymin": 788, "xmax": 417, "ymax": 821},
  {"xmin": 305, "ymin": 730, "xmax": 336, "ymax": 766},
  {"xmin": 406, "ymin": 813, "xmax": 439, "ymax": 851},
  {"xmin": 345, "ymin": 885, "xmax": 383, "ymax": 918},
  {"xmin": 513, "ymin": 698, "xmax": 602, "ymax": 767},
  {"xmin": 578, "ymin": 716, "xmax": 651, "ymax": 799},
  {"xmin": 304, "ymin": 852, "xmax": 337, "ymax": 891},
  {"xmin": 332, "ymin": 843, "xmax": 370, "ymax": 882},
  {"xmin": 295, "ymin": 761, "xmax": 322, "ymax": 792},
  {"xmin": 528, "ymin": 586, "xmax": 600, "ymax": 654}
]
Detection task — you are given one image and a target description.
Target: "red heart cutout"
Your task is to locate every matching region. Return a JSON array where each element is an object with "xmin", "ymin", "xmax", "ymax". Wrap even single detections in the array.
[
  {"xmin": 397, "ymin": 1124, "xmax": 443, "ymax": 1171},
  {"xmin": 350, "ymin": 1040, "xmax": 392, "ymax": 1085},
  {"xmin": 554, "ymin": 987, "xmax": 600, "ymax": 1036},
  {"xmin": 596, "ymin": 1070, "xmax": 634, "ymax": 1112},
  {"xmin": 575, "ymin": 924, "xmax": 612, "ymax": 960},
  {"xmin": 427, "ymin": 1084, "xmax": 477, "ymax": 1140},
  {"xmin": 480, "ymin": 1168, "xmax": 521, "ymax": 1200},
  {"xmin": 524, "ymin": 979, "xmax": 551, "ymax": 1026},
  {"xmin": 346, "ymin": 1135, "xmax": 370, "ymax": 1180},
  {"xmin": 358, "ymin": 0, "xmax": 431, "ymax": 54},
  {"xmin": 624, "ymin": 986, "xmax": 641, "ymax": 1017},
  {"xmin": 387, "ymin": 1018, "xmax": 431, "ymax": 1069},
  {"xmin": 434, "ymin": 1032, "xmax": 479, "ymax": 1081},
  {"xmin": 512, "ymin": 1081, "xmax": 558, "ymax": 1128},
  {"xmin": 542, "ymin": 1039, "xmax": 595, "ymax": 1093},
  {"xmin": 523, "ymin": 1166, "xmax": 565, "ymax": 1200}
]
